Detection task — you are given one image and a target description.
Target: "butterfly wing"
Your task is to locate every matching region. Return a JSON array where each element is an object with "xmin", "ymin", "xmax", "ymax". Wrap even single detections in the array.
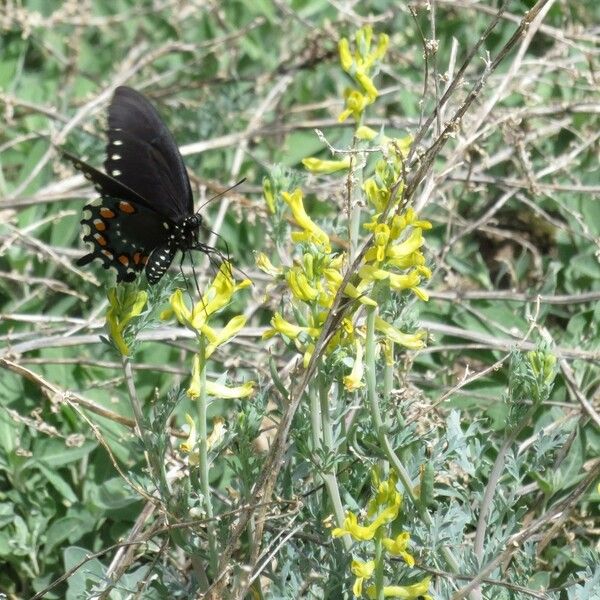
[
  {"xmin": 105, "ymin": 86, "xmax": 194, "ymax": 222},
  {"xmin": 78, "ymin": 196, "xmax": 171, "ymax": 283}
]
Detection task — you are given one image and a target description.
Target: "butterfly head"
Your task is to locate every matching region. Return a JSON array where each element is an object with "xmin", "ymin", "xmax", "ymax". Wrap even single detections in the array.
[{"xmin": 174, "ymin": 214, "xmax": 203, "ymax": 250}]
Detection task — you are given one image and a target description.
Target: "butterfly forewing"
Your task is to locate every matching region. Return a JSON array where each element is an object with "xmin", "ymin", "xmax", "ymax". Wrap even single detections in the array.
[{"xmin": 105, "ymin": 87, "xmax": 194, "ymax": 222}]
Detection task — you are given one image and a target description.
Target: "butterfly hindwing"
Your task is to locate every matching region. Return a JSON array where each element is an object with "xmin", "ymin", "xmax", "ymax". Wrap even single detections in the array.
[
  {"xmin": 105, "ymin": 87, "xmax": 194, "ymax": 222},
  {"xmin": 78, "ymin": 196, "xmax": 170, "ymax": 283}
]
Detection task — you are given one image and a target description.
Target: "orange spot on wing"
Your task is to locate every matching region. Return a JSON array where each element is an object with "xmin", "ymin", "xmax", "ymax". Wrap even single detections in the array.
[
  {"xmin": 94, "ymin": 233, "xmax": 107, "ymax": 246},
  {"xmin": 94, "ymin": 219, "xmax": 106, "ymax": 231},
  {"xmin": 133, "ymin": 252, "xmax": 142, "ymax": 265},
  {"xmin": 100, "ymin": 208, "xmax": 115, "ymax": 219},
  {"xmin": 119, "ymin": 201, "xmax": 135, "ymax": 214},
  {"xmin": 118, "ymin": 255, "xmax": 129, "ymax": 266},
  {"xmin": 141, "ymin": 255, "xmax": 149, "ymax": 265}
]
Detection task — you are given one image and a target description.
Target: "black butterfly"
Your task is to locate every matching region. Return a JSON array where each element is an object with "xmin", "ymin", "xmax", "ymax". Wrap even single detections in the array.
[{"xmin": 63, "ymin": 86, "xmax": 211, "ymax": 284}]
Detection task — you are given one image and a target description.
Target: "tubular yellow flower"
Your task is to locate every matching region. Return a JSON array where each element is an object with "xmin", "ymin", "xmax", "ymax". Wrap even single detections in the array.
[
  {"xmin": 187, "ymin": 353, "xmax": 203, "ymax": 399},
  {"xmin": 364, "ymin": 179, "xmax": 389, "ymax": 213},
  {"xmin": 382, "ymin": 532, "xmax": 415, "ymax": 567},
  {"xmin": 374, "ymin": 317, "xmax": 426, "ymax": 350},
  {"xmin": 386, "ymin": 252, "xmax": 425, "ymax": 271},
  {"xmin": 373, "ymin": 223, "xmax": 391, "ymax": 262},
  {"xmin": 366, "ymin": 577, "xmax": 431, "ymax": 599},
  {"xmin": 263, "ymin": 176, "xmax": 276, "ymax": 213},
  {"xmin": 206, "ymin": 379, "xmax": 255, "ymax": 399},
  {"xmin": 106, "ymin": 287, "xmax": 147, "ymax": 356},
  {"xmin": 339, "ymin": 89, "xmax": 370, "ymax": 122},
  {"xmin": 351, "ymin": 559, "xmax": 375, "ymax": 597},
  {"xmin": 387, "ymin": 270, "xmax": 421, "ymax": 292},
  {"xmin": 207, "ymin": 417, "xmax": 226, "ymax": 448},
  {"xmin": 256, "ymin": 252, "xmax": 283, "ymax": 277},
  {"xmin": 180, "ymin": 413, "xmax": 197, "ymax": 454},
  {"xmin": 343, "ymin": 339, "xmax": 365, "ymax": 391},
  {"xmin": 167, "ymin": 264, "xmax": 251, "ymax": 334},
  {"xmin": 355, "ymin": 69, "xmax": 378, "ymax": 101},
  {"xmin": 339, "ymin": 37, "xmax": 353, "ymax": 72},
  {"xmin": 264, "ymin": 312, "xmax": 319, "ymax": 340},
  {"xmin": 286, "ymin": 269, "xmax": 319, "ymax": 302},
  {"xmin": 282, "ymin": 188, "xmax": 330, "ymax": 250},
  {"xmin": 387, "ymin": 228, "xmax": 425, "ymax": 255},
  {"xmin": 202, "ymin": 315, "xmax": 247, "ymax": 358},
  {"xmin": 302, "ymin": 156, "xmax": 351, "ymax": 174},
  {"xmin": 355, "ymin": 125, "xmax": 378, "ymax": 141},
  {"xmin": 331, "ymin": 511, "xmax": 378, "ymax": 541},
  {"xmin": 411, "ymin": 287, "xmax": 429, "ymax": 302}
]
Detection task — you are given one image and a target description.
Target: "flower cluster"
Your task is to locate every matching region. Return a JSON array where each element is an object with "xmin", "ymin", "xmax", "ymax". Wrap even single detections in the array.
[
  {"xmin": 259, "ymin": 27, "xmax": 430, "ymax": 391},
  {"xmin": 338, "ymin": 26, "xmax": 389, "ymax": 122},
  {"xmin": 259, "ymin": 186, "xmax": 429, "ymax": 388},
  {"xmin": 332, "ymin": 470, "xmax": 431, "ymax": 599},
  {"xmin": 161, "ymin": 263, "xmax": 254, "ymax": 400}
]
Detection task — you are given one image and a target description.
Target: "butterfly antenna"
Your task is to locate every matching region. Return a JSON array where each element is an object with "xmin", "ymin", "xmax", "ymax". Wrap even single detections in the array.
[{"xmin": 195, "ymin": 178, "xmax": 246, "ymax": 214}]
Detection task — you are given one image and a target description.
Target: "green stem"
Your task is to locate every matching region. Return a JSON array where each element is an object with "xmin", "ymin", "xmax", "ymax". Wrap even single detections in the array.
[
  {"xmin": 309, "ymin": 379, "xmax": 351, "ymax": 550},
  {"xmin": 364, "ymin": 307, "xmax": 464, "ymax": 577},
  {"xmin": 318, "ymin": 377, "xmax": 351, "ymax": 551},
  {"xmin": 196, "ymin": 337, "xmax": 218, "ymax": 574},
  {"xmin": 373, "ymin": 527, "xmax": 385, "ymax": 600}
]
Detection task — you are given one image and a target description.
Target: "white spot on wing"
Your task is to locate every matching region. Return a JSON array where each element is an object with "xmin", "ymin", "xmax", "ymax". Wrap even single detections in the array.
[
  {"xmin": 112, "ymin": 170, "xmax": 122, "ymax": 177},
  {"xmin": 113, "ymin": 140, "xmax": 123, "ymax": 146},
  {"xmin": 111, "ymin": 154, "xmax": 121, "ymax": 160}
]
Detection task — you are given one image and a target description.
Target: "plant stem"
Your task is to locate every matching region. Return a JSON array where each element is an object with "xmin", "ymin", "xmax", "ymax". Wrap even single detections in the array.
[
  {"xmin": 196, "ymin": 337, "xmax": 218, "ymax": 574},
  {"xmin": 364, "ymin": 307, "xmax": 466, "ymax": 579},
  {"xmin": 373, "ymin": 527, "xmax": 385, "ymax": 600},
  {"xmin": 318, "ymin": 377, "xmax": 351, "ymax": 551}
]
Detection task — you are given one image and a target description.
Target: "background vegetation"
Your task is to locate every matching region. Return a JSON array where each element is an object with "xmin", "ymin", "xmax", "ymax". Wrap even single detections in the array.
[{"xmin": 0, "ymin": 0, "xmax": 599, "ymax": 598}]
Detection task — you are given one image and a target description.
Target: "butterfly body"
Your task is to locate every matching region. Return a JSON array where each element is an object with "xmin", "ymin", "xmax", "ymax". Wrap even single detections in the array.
[{"xmin": 65, "ymin": 86, "xmax": 203, "ymax": 284}]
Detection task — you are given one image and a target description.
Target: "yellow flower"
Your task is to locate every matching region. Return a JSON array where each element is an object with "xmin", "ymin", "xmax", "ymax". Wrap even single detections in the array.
[
  {"xmin": 355, "ymin": 125, "xmax": 378, "ymax": 141},
  {"xmin": 256, "ymin": 252, "xmax": 283, "ymax": 277},
  {"xmin": 206, "ymin": 380, "xmax": 255, "ymax": 399},
  {"xmin": 351, "ymin": 559, "xmax": 375, "ymax": 597},
  {"xmin": 373, "ymin": 223, "xmax": 390, "ymax": 261},
  {"xmin": 339, "ymin": 89, "xmax": 371, "ymax": 122},
  {"xmin": 188, "ymin": 353, "xmax": 255, "ymax": 399},
  {"xmin": 339, "ymin": 37, "xmax": 353, "ymax": 72},
  {"xmin": 365, "ymin": 577, "xmax": 431, "ymax": 599},
  {"xmin": 180, "ymin": 413, "xmax": 197, "ymax": 454},
  {"xmin": 355, "ymin": 69, "xmax": 378, "ymax": 101},
  {"xmin": 106, "ymin": 287, "xmax": 147, "ymax": 356},
  {"xmin": 332, "ymin": 511, "xmax": 378, "ymax": 541},
  {"xmin": 343, "ymin": 339, "xmax": 365, "ymax": 391},
  {"xmin": 207, "ymin": 417, "xmax": 226, "ymax": 448},
  {"xmin": 374, "ymin": 317, "xmax": 426, "ymax": 350},
  {"xmin": 364, "ymin": 179, "xmax": 390, "ymax": 213},
  {"xmin": 167, "ymin": 264, "xmax": 251, "ymax": 334},
  {"xmin": 187, "ymin": 353, "xmax": 204, "ymax": 399},
  {"xmin": 367, "ymin": 470, "xmax": 400, "ymax": 516},
  {"xmin": 263, "ymin": 176, "xmax": 276, "ymax": 213},
  {"xmin": 286, "ymin": 268, "xmax": 319, "ymax": 302},
  {"xmin": 282, "ymin": 188, "xmax": 330, "ymax": 251},
  {"xmin": 382, "ymin": 532, "xmax": 415, "ymax": 567},
  {"xmin": 202, "ymin": 315, "xmax": 247, "ymax": 358},
  {"xmin": 263, "ymin": 312, "xmax": 319, "ymax": 340},
  {"xmin": 302, "ymin": 156, "xmax": 351, "ymax": 174}
]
